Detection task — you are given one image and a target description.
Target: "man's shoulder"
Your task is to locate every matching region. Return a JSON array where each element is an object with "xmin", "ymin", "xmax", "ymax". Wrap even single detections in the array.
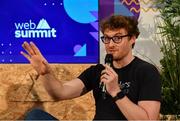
[
  {"xmin": 134, "ymin": 56, "xmax": 159, "ymax": 72},
  {"xmin": 89, "ymin": 64, "xmax": 105, "ymax": 70}
]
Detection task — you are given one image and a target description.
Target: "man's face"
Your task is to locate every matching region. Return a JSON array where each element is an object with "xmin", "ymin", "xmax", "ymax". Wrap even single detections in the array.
[{"xmin": 102, "ymin": 28, "xmax": 135, "ymax": 61}]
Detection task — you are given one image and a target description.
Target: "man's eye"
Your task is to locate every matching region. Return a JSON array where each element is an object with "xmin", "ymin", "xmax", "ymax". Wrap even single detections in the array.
[
  {"xmin": 105, "ymin": 37, "xmax": 110, "ymax": 40},
  {"xmin": 113, "ymin": 36, "xmax": 121, "ymax": 40}
]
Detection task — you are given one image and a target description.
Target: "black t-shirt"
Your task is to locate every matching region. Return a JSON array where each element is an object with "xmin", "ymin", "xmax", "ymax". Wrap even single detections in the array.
[{"xmin": 78, "ymin": 57, "xmax": 161, "ymax": 120}]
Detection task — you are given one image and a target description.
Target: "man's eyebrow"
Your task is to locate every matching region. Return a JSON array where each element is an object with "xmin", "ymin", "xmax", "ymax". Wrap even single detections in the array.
[
  {"xmin": 104, "ymin": 33, "xmax": 123, "ymax": 37},
  {"xmin": 114, "ymin": 33, "xmax": 123, "ymax": 36}
]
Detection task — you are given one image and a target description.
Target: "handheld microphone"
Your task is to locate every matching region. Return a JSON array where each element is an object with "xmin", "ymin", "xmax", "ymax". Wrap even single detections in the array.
[{"xmin": 101, "ymin": 54, "xmax": 113, "ymax": 99}]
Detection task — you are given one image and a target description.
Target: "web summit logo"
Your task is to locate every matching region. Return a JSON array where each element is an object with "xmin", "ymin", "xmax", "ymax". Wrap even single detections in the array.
[{"xmin": 14, "ymin": 18, "xmax": 56, "ymax": 38}]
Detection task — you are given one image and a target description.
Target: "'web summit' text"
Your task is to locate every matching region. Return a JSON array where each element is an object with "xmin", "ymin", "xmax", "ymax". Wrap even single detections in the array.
[{"xmin": 14, "ymin": 19, "xmax": 57, "ymax": 38}]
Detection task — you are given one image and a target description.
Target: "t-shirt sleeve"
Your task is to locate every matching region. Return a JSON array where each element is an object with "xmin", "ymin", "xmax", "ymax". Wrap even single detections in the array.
[
  {"xmin": 78, "ymin": 65, "xmax": 103, "ymax": 92},
  {"xmin": 138, "ymin": 64, "xmax": 161, "ymax": 101}
]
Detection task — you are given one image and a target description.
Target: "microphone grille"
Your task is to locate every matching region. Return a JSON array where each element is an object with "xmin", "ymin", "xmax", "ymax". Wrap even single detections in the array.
[{"xmin": 105, "ymin": 54, "xmax": 113, "ymax": 64}]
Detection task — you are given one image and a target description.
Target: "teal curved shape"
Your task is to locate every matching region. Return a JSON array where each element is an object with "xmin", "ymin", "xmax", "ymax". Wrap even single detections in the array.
[{"xmin": 63, "ymin": 0, "xmax": 98, "ymax": 24}]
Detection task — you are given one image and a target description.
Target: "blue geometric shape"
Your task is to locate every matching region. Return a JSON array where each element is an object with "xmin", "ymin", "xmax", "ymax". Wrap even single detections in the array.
[
  {"xmin": 74, "ymin": 44, "xmax": 87, "ymax": 56},
  {"xmin": 63, "ymin": 0, "xmax": 98, "ymax": 23},
  {"xmin": 90, "ymin": 22, "xmax": 98, "ymax": 31},
  {"xmin": 89, "ymin": 32, "xmax": 98, "ymax": 41},
  {"xmin": 90, "ymin": 11, "xmax": 98, "ymax": 20},
  {"xmin": 114, "ymin": 0, "xmax": 133, "ymax": 16},
  {"xmin": 74, "ymin": 45, "xmax": 82, "ymax": 53}
]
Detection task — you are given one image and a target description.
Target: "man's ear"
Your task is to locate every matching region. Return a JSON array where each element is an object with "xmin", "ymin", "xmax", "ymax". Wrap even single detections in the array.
[{"xmin": 130, "ymin": 35, "xmax": 136, "ymax": 44}]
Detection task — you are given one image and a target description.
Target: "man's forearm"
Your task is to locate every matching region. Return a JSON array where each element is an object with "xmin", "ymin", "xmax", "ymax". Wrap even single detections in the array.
[
  {"xmin": 40, "ymin": 72, "xmax": 64, "ymax": 100},
  {"xmin": 115, "ymin": 96, "xmax": 151, "ymax": 120}
]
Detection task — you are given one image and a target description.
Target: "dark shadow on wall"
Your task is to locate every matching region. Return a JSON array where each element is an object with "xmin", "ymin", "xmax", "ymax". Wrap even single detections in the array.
[
  {"xmin": 0, "ymin": 83, "xmax": 89, "ymax": 120},
  {"xmin": 0, "ymin": 84, "xmax": 44, "ymax": 120}
]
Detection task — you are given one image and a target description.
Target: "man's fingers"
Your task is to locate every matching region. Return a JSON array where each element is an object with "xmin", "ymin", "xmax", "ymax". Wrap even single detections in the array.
[
  {"xmin": 42, "ymin": 59, "xmax": 49, "ymax": 67},
  {"xmin": 20, "ymin": 51, "xmax": 31, "ymax": 61},
  {"xmin": 22, "ymin": 41, "xmax": 35, "ymax": 56},
  {"xmin": 104, "ymin": 64, "xmax": 117, "ymax": 76},
  {"xmin": 101, "ymin": 70, "xmax": 107, "ymax": 75},
  {"xmin": 101, "ymin": 74, "xmax": 110, "ymax": 83},
  {"xmin": 102, "ymin": 68, "xmax": 112, "ymax": 76},
  {"xmin": 30, "ymin": 41, "xmax": 42, "ymax": 55}
]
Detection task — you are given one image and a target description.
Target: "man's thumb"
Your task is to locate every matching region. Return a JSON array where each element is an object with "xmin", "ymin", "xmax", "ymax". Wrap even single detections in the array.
[{"xmin": 42, "ymin": 59, "xmax": 49, "ymax": 66}]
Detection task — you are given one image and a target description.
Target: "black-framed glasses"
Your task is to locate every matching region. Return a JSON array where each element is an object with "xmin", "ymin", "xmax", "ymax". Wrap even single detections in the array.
[{"xmin": 101, "ymin": 34, "xmax": 130, "ymax": 44}]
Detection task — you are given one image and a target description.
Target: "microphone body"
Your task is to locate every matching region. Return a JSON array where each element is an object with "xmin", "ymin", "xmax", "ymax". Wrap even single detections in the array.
[{"xmin": 101, "ymin": 54, "xmax": 113, "ymax": 99}]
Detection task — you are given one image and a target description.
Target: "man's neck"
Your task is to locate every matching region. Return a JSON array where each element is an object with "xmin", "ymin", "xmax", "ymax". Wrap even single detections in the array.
[{"xmin": 113, "ymin": 54, "xmax": 135, "ymax": 69}]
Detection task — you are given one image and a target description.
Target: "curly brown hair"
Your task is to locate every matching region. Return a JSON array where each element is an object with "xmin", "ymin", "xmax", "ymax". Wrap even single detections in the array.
[{"xmin": 100, "ymin": 15, "xmax": 140, "ymax": 48}]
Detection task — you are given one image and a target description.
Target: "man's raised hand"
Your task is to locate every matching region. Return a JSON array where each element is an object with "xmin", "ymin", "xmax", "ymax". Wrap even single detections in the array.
[{"xmin": 21, "ymin": 41, "xmax": 51, "ymax": 75}]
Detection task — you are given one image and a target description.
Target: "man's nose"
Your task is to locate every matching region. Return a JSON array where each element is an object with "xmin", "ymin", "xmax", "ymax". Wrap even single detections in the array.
[{"xmin": 108, "ymin": 39, "xmax": 115, "ymax": 46}]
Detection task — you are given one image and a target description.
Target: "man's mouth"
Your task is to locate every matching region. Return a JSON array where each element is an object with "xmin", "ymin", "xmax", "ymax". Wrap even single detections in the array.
[{"xmin": 109, "ymin": 50, "xmax": 116, "ymax": 53}]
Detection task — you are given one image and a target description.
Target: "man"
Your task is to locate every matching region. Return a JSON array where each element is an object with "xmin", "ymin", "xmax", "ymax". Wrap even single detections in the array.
[{"xmin": 21, "ymin": 15, "xmax": 161, "ymax": 120}]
